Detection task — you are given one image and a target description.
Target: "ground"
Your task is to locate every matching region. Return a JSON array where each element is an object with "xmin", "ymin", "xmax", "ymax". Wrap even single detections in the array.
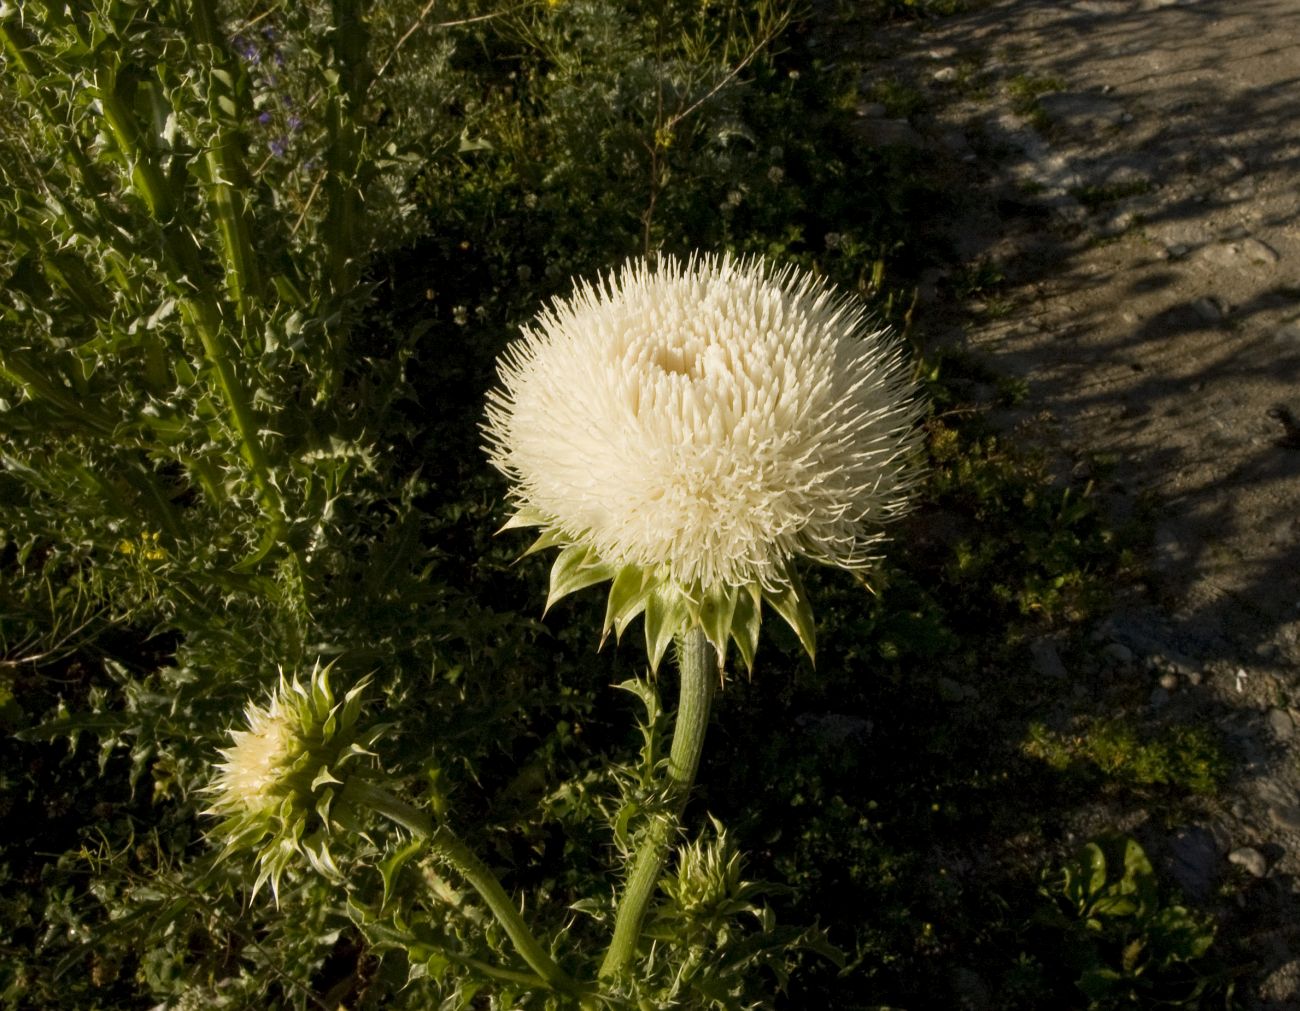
[{"xmin": 832, "ymin": 0, "xmax": 1300, "ymax": 1004}]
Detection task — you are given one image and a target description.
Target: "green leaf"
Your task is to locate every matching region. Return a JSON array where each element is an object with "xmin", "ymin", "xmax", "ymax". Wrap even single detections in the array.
[
  {"xmin": 763, "ymin": 567, "xmax": 817, "ymax": 663},
  {"xmin": 602, "ymin": 564, "xmax": 654, "ymax": 642},
  {"xmin": 729, "ymin": 583, "xmax": 762, "ymax": 673},
  {"xmin": 644, "ymin": 583, "xmax": 689, "ymax": 673},
  {"xmin": 698, "ymin": 584, "xmax": 738, "ymax": 664},
  {"xmin": 379, "ymin": 839, "xmax": 425, "ymax": 910},
  {"xmin": 1082, "ymin": 841, "xmax": 1108, "ymax": 901},
  {"xmin": 499, "ymin": 506, "xmax": 548, "ymax": 532},
  {"xmin": 545, "ymin": 542, "xmax": 615, "ymax": 611},
  {"xmin": 521, "ymin": 525, "xmax": 567, "ymax": 558}
]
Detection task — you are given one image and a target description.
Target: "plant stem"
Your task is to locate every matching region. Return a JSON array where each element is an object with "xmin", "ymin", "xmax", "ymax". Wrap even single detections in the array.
[
  {"xmin": 346, "ymin": 780, "xmax": 576, "ymax": 995},
  {"xmin": 598, "ymin": 626, "xmax": 717, "ymax": 979}
]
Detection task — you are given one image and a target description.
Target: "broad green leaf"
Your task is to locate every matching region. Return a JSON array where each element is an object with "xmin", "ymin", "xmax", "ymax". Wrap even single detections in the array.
[{"xmin": 1083, "ymin": 841, "xmax": 1108, "ymax": 901}]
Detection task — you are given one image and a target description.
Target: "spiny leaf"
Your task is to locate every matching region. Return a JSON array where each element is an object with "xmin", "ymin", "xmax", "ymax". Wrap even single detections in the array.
[
  {"xmin": 544, "ymin": 542, "xmax": 615, "ymax": 612},
  {"xmin": 763, "ymin": 567, "xmax": 816, "ymax": 664},
  {"xmin": 729, "ymin": 583, "xmax": 762, "ymax": 673},
  {"xmin": 644, "ymin": 582, "xmax": 689, "ymax": 673},
  {"xmin": 602, "ymin": 564, "xmax": 655, "ymax": 643},
  {"xmin": 379, "ymin": 838, "xmax": 425, "ymax": 911},
  {"xmin": 698, "ymin": 583, "xmax": 739, "ymax": 667}
]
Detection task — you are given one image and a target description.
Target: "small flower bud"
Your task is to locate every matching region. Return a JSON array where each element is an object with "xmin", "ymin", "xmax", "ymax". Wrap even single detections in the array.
[{"xmin": 204, "ymin": 662, "xmax": 379, "ymax": 900}]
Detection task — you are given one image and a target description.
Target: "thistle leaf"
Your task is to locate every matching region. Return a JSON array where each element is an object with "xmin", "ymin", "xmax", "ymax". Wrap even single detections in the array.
[
  {"xmin": 521, "ymin": 525, "xmax": 568, "ymax": 558},
  {"xmin": 602, "ymin": 564, "xmax": 654, "ymax": 642},
  {"xmin": 644, "ymin": 583, "xmax": 689, "ymax": 673},
  {"xmin": 545, "ymin": 543, "xmax": 616, "ymax": 612},
  {"xmin": 763, "ymin": 568, "xmax": 816, "ymax": 663},
  {"xmin": 729, "ymin": 583, "xmax": 762, "ymax": 673},
  {"xmin": 698, "ymin": 584, "xmax": 739, "ymax": 666},
  {"xmin": 499, "ymin": 505, "xmax": 548, "ymax": 532},
  {"xmin": 379, "ymin": 839, "xmax": 425, "ymax": 911}
]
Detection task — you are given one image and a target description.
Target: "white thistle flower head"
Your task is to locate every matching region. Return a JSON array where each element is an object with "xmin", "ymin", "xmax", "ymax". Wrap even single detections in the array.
[
  {"xmin": 484, "ymin": 253, "xmax": 926, "ymax": 671},
  {"xmin": 204, "ymin": 662, "xmax": 378, "ymax": 901}
]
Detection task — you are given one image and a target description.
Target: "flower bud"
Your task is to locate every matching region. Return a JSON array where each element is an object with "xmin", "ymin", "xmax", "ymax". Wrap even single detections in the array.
[{"xmin": 204, "ymin": 662, "xmax": 379, "ymax": 900}]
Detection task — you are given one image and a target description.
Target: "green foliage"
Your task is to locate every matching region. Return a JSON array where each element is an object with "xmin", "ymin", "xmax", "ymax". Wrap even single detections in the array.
[
  {"xmin": 1023, "ymin": 719, "xmax": 1229, "ymax": 796},
  {"xmin": 1035, "ymin": 836, "xmax": 1236, "ymax": 1008}
]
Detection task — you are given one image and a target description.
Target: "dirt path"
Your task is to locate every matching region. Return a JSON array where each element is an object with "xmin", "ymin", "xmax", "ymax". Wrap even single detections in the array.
[{"xmin": 843, "ymin": 0, "xmax": 1300, "ymax": 1004}]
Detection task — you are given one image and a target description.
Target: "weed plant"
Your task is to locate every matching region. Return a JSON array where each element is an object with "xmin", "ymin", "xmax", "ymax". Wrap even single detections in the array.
[{"xmin": 1, "ymin": 0, "xmax": 1238, "ymax": 1008}]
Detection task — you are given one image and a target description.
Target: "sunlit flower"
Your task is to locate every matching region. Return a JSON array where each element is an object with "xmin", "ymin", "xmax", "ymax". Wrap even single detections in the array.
[
  {"xmin": 484, "ymin": 253, "xmax": 925, "ymax": 670},
  {"xmin": 204, "ymin": 663, "xmax": 376, "ymax": 900},
  {"xmin": 211, "ymin": 692, "xmax": 299, "ymax": 816}
]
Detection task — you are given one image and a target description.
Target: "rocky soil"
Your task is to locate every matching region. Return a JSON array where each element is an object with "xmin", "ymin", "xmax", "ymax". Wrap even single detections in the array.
[{"xmin": 837, "ymin": 0, "xmax": 1300, "ymax": 1005}]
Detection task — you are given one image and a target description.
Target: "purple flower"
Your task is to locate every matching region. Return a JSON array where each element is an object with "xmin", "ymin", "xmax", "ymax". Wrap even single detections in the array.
[
  {"xmin": 270, "ymin": 138, "xmax": 287, "ymax": 157},
  {"xmin": 232, "ymin": 35, "xmax": 259, "ymax": 63},
  {"xmin": 288, "ymin": 115, "xmax": 302, "ymax": 132},
  {"xmin": 258, "ymin": 111, "xmax": 273, "ymax": 126}
]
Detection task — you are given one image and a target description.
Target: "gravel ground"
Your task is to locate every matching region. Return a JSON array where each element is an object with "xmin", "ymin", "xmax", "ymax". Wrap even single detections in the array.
[{"xmin": 831, "ymin": 0, "xmax": 1300, "ymax": 1004}]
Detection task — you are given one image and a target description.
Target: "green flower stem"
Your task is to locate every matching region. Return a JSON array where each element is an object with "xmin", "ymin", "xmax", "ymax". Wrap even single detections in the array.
[
  {"xmin": 346, "ymin": 780, "xmax": 577, "ymax": 995},
  {"xmin": 599, "ymin": 626, "xmax": 717, "ymax": 980}
]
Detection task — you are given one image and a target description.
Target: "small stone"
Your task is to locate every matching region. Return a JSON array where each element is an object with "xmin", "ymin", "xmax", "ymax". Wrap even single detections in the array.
[
  {"xmin": 937, "ymin": 676, "xmax": 978, "ymax": 703},
  {"xmin": 1257, "ymin": 641, "xmax": 1280, "ymax": 660},
  {"xmin": 1074, "ymin": 0, "xmax": 1128, "ymax": 13},
  {"xmin": 1104, "ymin": 642, "xmax": 1134, "ymax": 665},
  {"xmin": 1030, "ymin": 638, "xmax": 1069, "ymax": 680},
  {"xmin": 1241, "ymin": 238, "xmax": 1280, "ymax": 264},
  {"xmin": 1038, "ymin": 92, "xmax": 1126, "ymax": 130},
  {"xmin": 1187, "ymin": 669, "xmax": 1204, "ymax": 686},
  {"xmin": 854, "ymin": 119, "xmax": 924, "ymax": 150},
  {"xmin": 933, "ymin": 66, "xmax": 959, "ymax": 84},
  {"xmin": 1274, "ymin": 322, "xmax": 1300, "ymax": 345},
  {"xmin": 1159, "ymin": 672, "xmax": 1179, "ymax": 691},
  {"xmin": 1268, "ymin": 804, "xmax": 1300, "ymax": 832},
  {"xmin": 855, "ymin": 102, "xmax": 887, "ymax": 118},
  {"xmin": 1166, "ymin": 243, "xmax": 1189, "ymax": 259},
  {"xmin": 1192, "ymin": 297, "xmax": 1223, "ymax": 323},
  {"xmin": 1268, "ymin": 709, "xmax": 1295, "ymax": 741},
  {"xmin": 1228, "ymin": 847, "xmax": 1268, "ymax": 878},
  {"xmin": 797, "ymin": 713, "xmax": 873, "ymax": 747},
  {"xmin": 1168, "ymin": 826, "xmax": 1218, "ymax": 901}
]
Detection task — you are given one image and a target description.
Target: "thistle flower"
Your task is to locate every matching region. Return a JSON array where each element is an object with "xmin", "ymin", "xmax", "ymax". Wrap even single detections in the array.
[
  {"xmin": 484, "ymin": 254, "xmax": 925, "ymax": 671},
  {"xmin": 204, "ymin": 663, "xmax": 378, "ymax": 900}
]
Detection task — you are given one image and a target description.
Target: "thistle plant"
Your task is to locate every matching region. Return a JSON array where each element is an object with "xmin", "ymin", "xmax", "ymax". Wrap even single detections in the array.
[
  {"xmin": 484, "ymin": 253, "xmax": 926, "ymax": 984},
  {"xmin": 210, "ymin": 664, "xmax": 581, "ymax": 1000},
  {"xmin": 201, "ymin": 253, "xmax": 925, "ymax": 1005},
  {"xmin": 204, "ymin": 663, "xmax": 381, "ymax": 900}
]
